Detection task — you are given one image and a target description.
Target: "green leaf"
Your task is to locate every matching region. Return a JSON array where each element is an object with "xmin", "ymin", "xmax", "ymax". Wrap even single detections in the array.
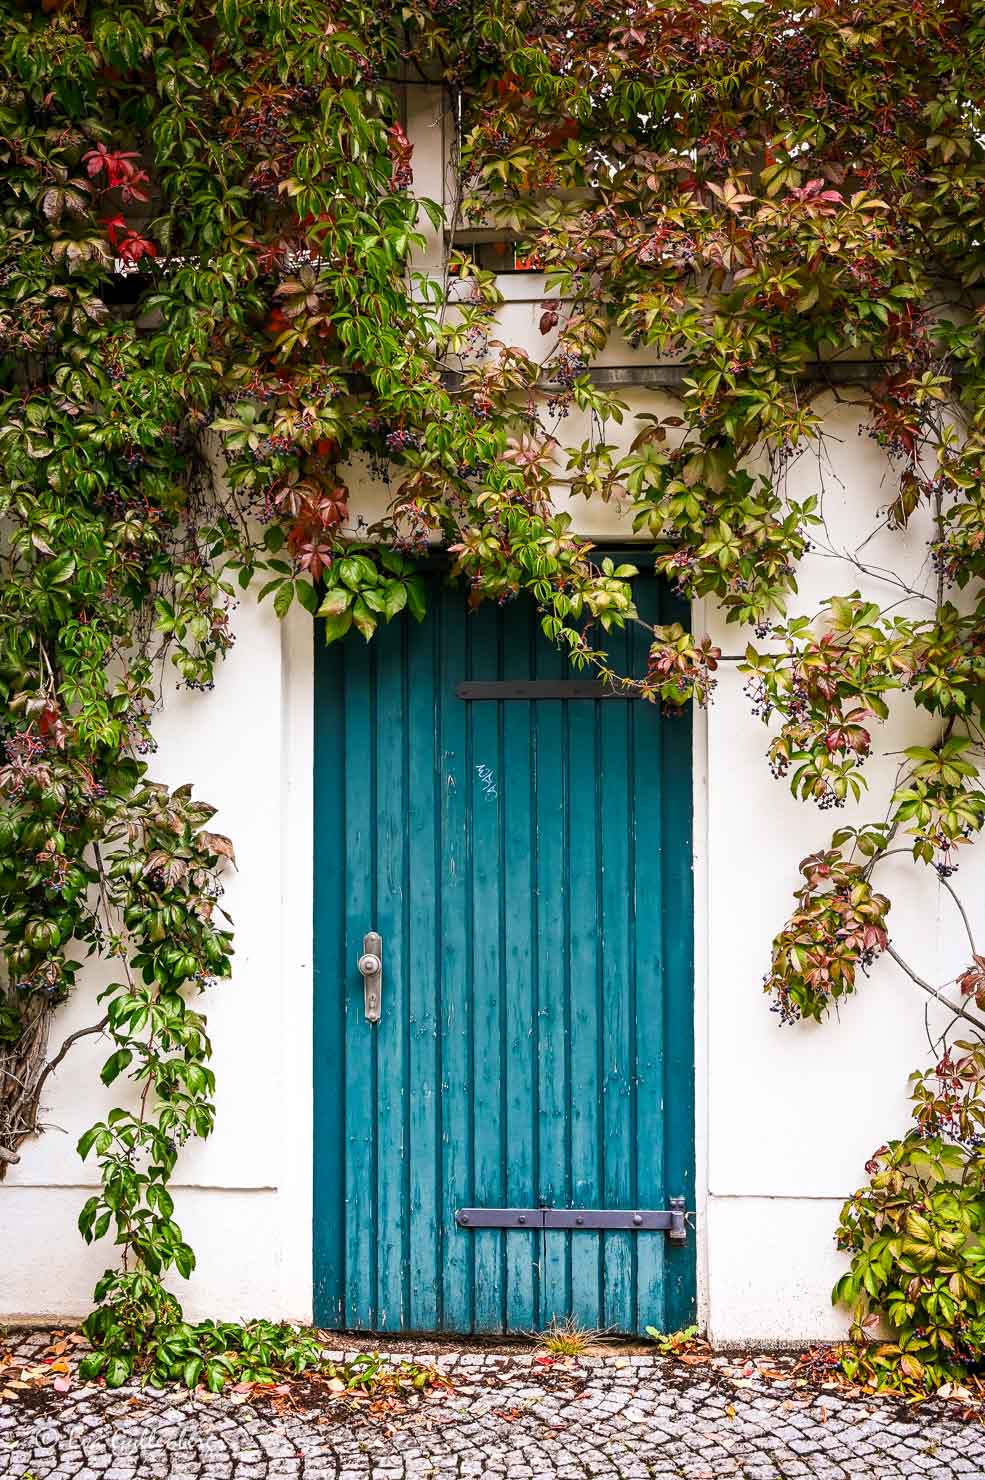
[
  {"xmin": 77, "ymin": 1126, "xmax": 101, "ymax": 1161},
  {"xmin": 174, "ymin": 1242, "xmax": 196, "ymax": 1279},
  {"xmin": 337, "ymin": 556, "xmax": 365, "ymax": 590},
  {"xmin": 382, "ymin": 581, "xmax": 407, "ymax": 620},
  {"xmin": 274, "ymin": 582, "xmax": 295, "ymax": 619},
  {"xmin": 295, "ymin": 580, "xmax": 319, "ymax": 615},
  {"xmin": 351, "ymin": 597, "xmax": 377, "ymax": 641},
  {"xmin": 183, "ymin": 1356, "xmax": 204, "ymax": 1389},
  {"xmin": 100, "ymin": 1048, "xmax": 133, "ymax": 1085},
  {"xmin": 323, "ymin": 609, "xmax": 353, "ymax": 644},
  {"xmin": 360, "ymin": 586, "xmax": 389, "ymax": 614},
  {"xmin": 77, "ymin": 1194, "xmax": 100, "ymax": 1239},
  {"xmin": 206, "ymin": 1362, "xmax": 227, "ymax": 1393},
  {"xmin": 318, "ymin": 587, "xmax": 351, "ymax": 618},
  {"xmin": 46, "ymin": 553, "xmax": 76, "ymax": 584},
  {"xmin": 105, "ymin": 1356, "xmax": 132, "ymax": 1389},
  {"xmin": 405, "ymin": 575, "xmax": 427, "ymax": 623},
  {"xmin": 380, "ymin": 549, "xmax": 410, "ymax": 575}
]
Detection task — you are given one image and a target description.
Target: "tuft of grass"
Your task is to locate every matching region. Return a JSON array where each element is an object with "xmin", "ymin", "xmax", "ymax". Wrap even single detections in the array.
[{"xmin": 536, "ymin": 1316, "xmax": 600, "ymax": 1357}]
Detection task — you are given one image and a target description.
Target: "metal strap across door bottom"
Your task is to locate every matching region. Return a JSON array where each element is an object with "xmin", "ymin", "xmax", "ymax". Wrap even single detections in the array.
[
  {"xmin": 455, "ymin": 1200, "xmax": 688, "ymax": 1242},
  {"xmin": 456, "ymin": 680, "xmax": 638, "ymax": 700}
]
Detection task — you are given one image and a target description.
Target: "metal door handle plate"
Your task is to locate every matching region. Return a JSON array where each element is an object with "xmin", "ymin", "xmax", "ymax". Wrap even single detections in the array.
[{"xmin": 358, "ymin": 932, "xmax": 382, "ymax": 1023}]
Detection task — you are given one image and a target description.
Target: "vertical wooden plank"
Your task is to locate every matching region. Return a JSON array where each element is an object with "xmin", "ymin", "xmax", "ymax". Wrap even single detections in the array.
[
  {"xmin": 373, "ymin": 614, "xmax": 410, "ymax": 1330},
  {"xmin": 342, "ymin": 635, "xmax": 377, "ymax": 1329},
  {"xmin": 407, "ymin": 607, "xmax": 441, "ymax": 1331},
  {"xmin": 502, "ymin": 602, "xmax": 538, "ymax": 1330},
  {"xmin": 534, "ymin": 634, "xmax": 570, "ymax": 1326},
  {"xmin": 469, "ymin": 604, "xmax": 506, "ymax": 1331},
  {"xmin": 599, "ymin": 620, "xmax": 635, "ymax": 1333},
  {"xmin": 567, "ymin": 693, "xmax": 603, "ymax": 1327},
  {"xmin": 438, "ymin": 585, "xmax": 473, "ymax": 1332},
  {"xmin": 657, "ymin": 582, "xmax": 697, "ymax": 1332},
  {"xmin": 631, "ymin": 574, "xmax": 668, "ymax": 1335},
  {"xmin": 312, "ymin": 633, "xmax": 346, "ymax": 1328}
]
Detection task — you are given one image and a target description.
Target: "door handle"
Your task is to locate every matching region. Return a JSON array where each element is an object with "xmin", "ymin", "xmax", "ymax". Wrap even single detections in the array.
[{"xmin": 357, "ymin": 932, "xmax": 382, "ymax": 1023}]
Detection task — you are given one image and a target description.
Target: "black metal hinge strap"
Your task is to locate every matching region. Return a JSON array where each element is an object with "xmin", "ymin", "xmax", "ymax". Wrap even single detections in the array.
[
  {"xmin": 456, "ymin": 1207, "xmax": 543, "ymax": 1228},
  {"xmin": 455, "ymin": 1200, "xmax": 688, "ymax": 1242},
  {"xmin": 456, "ymin": 681, "xmax": 638, "ymax": 701}
]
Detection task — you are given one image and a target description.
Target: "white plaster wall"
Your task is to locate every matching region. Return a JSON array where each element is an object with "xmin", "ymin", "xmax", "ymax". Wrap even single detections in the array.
[
  {"xmin": 0, "ymin": 597, "xmax": 315, "ymax": 1324},
  {"xmin": 695, "ymin": 400, "xmax": 973, "ymax": 1343},
  {"xmin": 1, "ymin": 84, "xmax": 974, "ymax": 1344}
]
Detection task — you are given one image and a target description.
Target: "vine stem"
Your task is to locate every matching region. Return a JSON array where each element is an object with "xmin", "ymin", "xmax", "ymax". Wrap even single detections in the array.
[
  {"xmin": 0, "ymin": 1012, "xmax": 110, "ymax": 1163},
  {"xmin": 25, "ymin": 1015, "xmax": 111, "ymax": 1131},
  {"xmin": 437, "ymin": 88, "xmax": 464, "ymax": 333},
  {"xmin": 885, "ymin": 942, "xmax": 985, "ymax": 1034},
  {"xmin": 938, "ymin": 873, "xmax": 979, "ymax": 957},
  {"xmin": 935, "ymin": 482, "xmax": 946, "ymax": 612}
]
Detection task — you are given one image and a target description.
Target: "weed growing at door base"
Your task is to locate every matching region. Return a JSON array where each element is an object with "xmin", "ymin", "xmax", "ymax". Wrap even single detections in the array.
[
  {"xmin": 645, "ymin": 1326, "xmax": 701, "ymax": 1358},
  {"xmin": 536, "ymin": 1318, "xmax": 602, "ymax": 1358},
  {"xmin": 80, "ymin": 1318, "xmax": 438, "ymax": 1395}
]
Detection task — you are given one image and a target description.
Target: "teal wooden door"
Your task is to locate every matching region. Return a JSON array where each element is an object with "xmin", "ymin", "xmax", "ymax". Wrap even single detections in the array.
[{"xmin": 314, "ymin": 571, "xmax": 695, "ymax": 1334}]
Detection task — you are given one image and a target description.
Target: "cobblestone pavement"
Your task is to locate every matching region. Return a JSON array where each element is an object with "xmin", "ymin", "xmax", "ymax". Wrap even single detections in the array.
[{"xmin": 4, "ymin": 1331, "xmax": 985, "ymax": 1480}]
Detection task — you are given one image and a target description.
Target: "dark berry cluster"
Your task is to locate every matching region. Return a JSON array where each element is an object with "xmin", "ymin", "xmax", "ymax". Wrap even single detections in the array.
[
  {"xmin": 253, "ymin": 434, "xmax": 294, "ymax": 460},
  {"xmin": 548, "ymin": 348, "xmax": 587, "ymax": 390},
  {"xmin": 743, "ymin": 674, "xmax": 774, "ymax": 722}
]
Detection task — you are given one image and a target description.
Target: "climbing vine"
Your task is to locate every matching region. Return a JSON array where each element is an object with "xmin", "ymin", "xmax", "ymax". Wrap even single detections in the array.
[{"xmin": 2, "ymin": 0, "xmax": 985, "ymax": 1388}]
